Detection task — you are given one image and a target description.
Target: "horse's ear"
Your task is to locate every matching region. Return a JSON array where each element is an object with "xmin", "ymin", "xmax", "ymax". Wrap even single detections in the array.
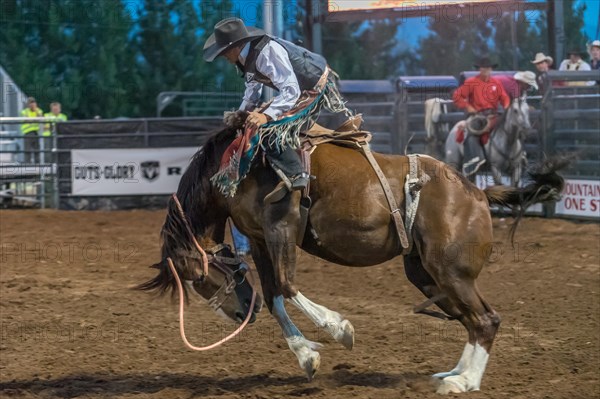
[
  {"xmin": 149, "ymin": 258, "xmax": 167, "ymax": 270},
  {"xmin": 204, "ymin": 224, "xmax": 216, "ymax": 238}
]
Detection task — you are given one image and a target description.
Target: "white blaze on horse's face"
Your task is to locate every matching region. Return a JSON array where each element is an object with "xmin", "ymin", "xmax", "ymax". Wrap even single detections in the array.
[
  {"xmin": 510, "ymin": 99, "xmax": 531, "ymax": 131},
  {"xmin": 519, "ymin": 100, "xmax": 531, "ymax": 130}
]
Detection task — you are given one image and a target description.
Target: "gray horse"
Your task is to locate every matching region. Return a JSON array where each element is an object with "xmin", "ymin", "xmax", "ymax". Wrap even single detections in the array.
[{"xmin": 445, "ymin": 98, "xmax": 530, "ymax": 186}]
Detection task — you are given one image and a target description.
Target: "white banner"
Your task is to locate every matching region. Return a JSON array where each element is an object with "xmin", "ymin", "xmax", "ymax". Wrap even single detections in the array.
[
  {"xmin": 71, "ymin": 147, "xmax": 198, "ymax": 195},
  {"xmin": 555, "ymin": 179, "xmax": 600, "ymax": 219}
]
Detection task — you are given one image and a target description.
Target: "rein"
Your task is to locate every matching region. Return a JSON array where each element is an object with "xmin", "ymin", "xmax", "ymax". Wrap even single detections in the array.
[{"xmin": 166, "ymin": 194, "xmax": 257, "ymax": 351}]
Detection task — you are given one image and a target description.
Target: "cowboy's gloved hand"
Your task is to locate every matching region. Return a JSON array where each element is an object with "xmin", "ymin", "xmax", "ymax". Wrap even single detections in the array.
[{"xmin": 245, "ymin": 111, "xmax": 271, "ymax": 129}]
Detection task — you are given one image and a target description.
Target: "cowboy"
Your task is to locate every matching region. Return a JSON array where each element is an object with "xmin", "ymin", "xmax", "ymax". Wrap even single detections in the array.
[
  {"xmin": 203, "ymin": 18, "xmax": 350, "ymax": 201},
  {"xmin": 531, "ymin": 52, "xmax": 554, "ymax": 93},
  {"xmin": 452, "ymin": 57, "xmax": 510, "ymax": 176},
  {"xmin": 496, "ymin": 71, "xmax": 538, "ymax": 101}
]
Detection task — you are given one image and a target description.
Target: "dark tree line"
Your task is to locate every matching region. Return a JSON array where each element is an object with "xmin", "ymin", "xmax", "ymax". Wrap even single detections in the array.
[{"xmin": 0, "ymin": 0, "xmax": 243, "ymax": 118}]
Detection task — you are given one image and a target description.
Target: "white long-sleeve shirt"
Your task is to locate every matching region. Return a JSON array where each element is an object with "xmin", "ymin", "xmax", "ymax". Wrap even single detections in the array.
[
  {"xmin": 558, "ymin": 59, "xmax": 591, "ymax": 71},
  {"xmin": 558, "ymin": 59, "xmax": 595, "ymax": 85},
  {"xmin": 238, "ymin": 40, "xmax": 301, "ymax": 121}
]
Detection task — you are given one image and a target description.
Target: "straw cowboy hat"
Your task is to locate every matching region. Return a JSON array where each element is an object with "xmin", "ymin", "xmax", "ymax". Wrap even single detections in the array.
[
  {"xmin": 531, "ymin": 52, "xmax": 553, "ymax": 65},
  {"xmin": 513, "ymin": 71, "xmax": 538, "ymax": 90},
  {"xmin": 203, "ymin": 18, "xmax": 265, "ymax": 62},
  {"xmin": 473, "ymin": 57, "xmax": 498, "ymax": 69}
]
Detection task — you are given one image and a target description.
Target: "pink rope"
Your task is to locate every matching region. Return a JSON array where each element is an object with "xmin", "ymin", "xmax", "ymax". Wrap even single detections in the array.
[{"xmin": 167, "ymin": 257, "xmax": 256, "ymax": 351}]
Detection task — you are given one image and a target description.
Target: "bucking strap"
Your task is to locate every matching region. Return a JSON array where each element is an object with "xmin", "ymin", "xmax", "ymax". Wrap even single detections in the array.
[
  {"xmin": 359, "ymin": 143, "xmax": 410, "ymax": 252},
  {"xmin": 297, "ymin": 148, "xmax": 312, "ymax": 246}
]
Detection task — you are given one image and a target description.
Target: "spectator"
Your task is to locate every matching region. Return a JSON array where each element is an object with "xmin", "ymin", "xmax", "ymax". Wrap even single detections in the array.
[
  {"xmin": 43, "ymin": 102, "xmax": 68, "ymax": 135},
  {"xmin": 20, "ymin": 97, "xmax": 43, "ymax": 163},
  {"xmin": 496, "ymin": 71, "xmax": 538, "ymax": 101},
  {"xmin": 559, "ymin": 49, "xmax": 592, "ymax": 86},
  {"xmin": 559, "ymin": 49, "xmax": 591, "ymax": 71},
  {"xmin": 43, "ymin": 102, "xmax": 68, "ymax": 153},
  {"xmin": 588, "ymin": 40, "xmax": 600, "ymax": 84},
  {"xmin": 531, "ymin": 52, "xmax": 554, "ymax": 93}
]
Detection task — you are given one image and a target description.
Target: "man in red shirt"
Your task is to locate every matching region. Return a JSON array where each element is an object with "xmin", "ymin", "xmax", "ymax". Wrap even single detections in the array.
[{"xmin": 452, "ymin": 57, "xmax": 510, "ymax": 176}]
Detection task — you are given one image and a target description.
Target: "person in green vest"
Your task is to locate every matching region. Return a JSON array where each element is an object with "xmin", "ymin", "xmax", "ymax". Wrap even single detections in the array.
[
  {"xmin": 20, "ymin": 97, "xmax": 43, "ymax": 163},
  {"xmin": 43, "ymin": 102, "xmax": 68, "ymax": 136}
]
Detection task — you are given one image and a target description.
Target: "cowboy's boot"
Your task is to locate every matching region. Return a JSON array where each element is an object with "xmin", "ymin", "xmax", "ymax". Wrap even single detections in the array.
[
  {"xmin": 263, "ymin": 146, "xmax": 308, "ymax": 203},
  {"xmin": 264, "ymin": 171, "xmax": 310, "ymax": 204}
]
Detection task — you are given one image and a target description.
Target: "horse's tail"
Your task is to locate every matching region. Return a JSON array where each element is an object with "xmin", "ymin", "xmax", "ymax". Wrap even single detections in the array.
[{"xmin": 483, "ymin": 155, "xmax": 570, "ymax": 241}]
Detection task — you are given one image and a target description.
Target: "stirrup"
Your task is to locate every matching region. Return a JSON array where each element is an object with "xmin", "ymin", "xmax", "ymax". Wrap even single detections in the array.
[
  {"xmin": 263, "ymin": 173, "xmax": 310, "ymax": 204},
  {"xmin": 264, "ymin": 181, "xmax": 289, "ymax": 204}
]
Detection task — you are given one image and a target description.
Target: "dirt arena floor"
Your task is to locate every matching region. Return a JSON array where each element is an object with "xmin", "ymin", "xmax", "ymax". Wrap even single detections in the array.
[{"xmin": 0, "ymin": 210, "xmax": 598, "ymax": 399}]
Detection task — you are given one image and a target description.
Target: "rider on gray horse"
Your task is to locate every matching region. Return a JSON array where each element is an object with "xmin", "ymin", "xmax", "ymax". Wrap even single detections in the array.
[
  {"xmin": 452, "ymin": 57, "xmax": 510, "ymax": 176},
  {"xmin": 203, "ymin": 18, "xmax": 350, "ymax": 201}
]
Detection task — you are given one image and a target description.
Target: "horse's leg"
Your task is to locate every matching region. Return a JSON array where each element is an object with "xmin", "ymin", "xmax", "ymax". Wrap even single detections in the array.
[
  {"xmin": 434, "ymin": 279, "xmax": 500, "ymax": 394},
  {"xmin": 262, "ymin": 197, "xmax": 326, "ymax": 379},
  {"xmin": 414, "ymin": 233, "xmax": 500, "ymax": 393},
  {"xmin": 288, "ymin": 292, "xmax": 355, "ymax": 350},
  {"xmin": 511, "ymin": 149, "xmax": 525, "ymax": 187},
  {"xmin": 273, "ymin": 295, "xmax": 323, "ymax": 380},
  {"xmin": 444, "ymin": 124, "xmax": 462, "ymax": 171},
  {"xmin": 251, "ymin": 240, "xmax": 322, "ymax": 380},
  {"xmin": 490, "ymin": 163, "xmax": 503, "ymax": 186},
  {"xmin": 403, "ymin": 254, "xmax": 473, "ymax": 379}
]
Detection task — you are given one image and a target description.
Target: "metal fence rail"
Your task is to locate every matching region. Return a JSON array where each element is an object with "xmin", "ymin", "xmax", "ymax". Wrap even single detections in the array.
[{"xmin": 0, "ymin": 117, "xmax": 60, "ymax": 208}]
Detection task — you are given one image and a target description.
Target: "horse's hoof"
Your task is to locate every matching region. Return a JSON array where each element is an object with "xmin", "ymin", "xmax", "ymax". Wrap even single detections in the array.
[
  {"xmin": 303, "ymin": 352, "xmax": 321, "ymax": 382},
  {"xmin": 436, "ymin": 375, "xmax": 469, "ymax": 394},
  {"xmin": 338, "ymin": 319, "xmax": 355, "ymax": 350}
]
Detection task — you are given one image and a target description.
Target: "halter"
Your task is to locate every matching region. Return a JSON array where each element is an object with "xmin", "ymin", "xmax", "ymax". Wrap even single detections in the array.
[
  {"xmin": 166, "ymin": 194, "xmax": 257, "ymax": 351},
  {"xmin": 196, "ymin": 243, "xmax": 249, "ymax": 312}
]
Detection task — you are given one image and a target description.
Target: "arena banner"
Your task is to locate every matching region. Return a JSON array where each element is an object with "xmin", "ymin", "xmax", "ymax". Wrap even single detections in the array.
[
  {"xmin": 554, "ymin": 179, "xmax": 600, "ymax": 219},
  {"xmin": 71, "ymin": 147, "xmax": 198, "ymax": 195}
]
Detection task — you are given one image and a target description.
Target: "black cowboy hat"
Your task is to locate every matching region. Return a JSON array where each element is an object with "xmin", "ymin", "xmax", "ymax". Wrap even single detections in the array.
[
  {"xmin": 473, "ymin": 57, "xmax": 498, "ymax": 69},
  {"xmin": 566, "ymin": 49, "xmax": 586, "ymax": 57},
  {"xmin": 203, "ymin": 18, "xmax": 265, "ymax": 62}
]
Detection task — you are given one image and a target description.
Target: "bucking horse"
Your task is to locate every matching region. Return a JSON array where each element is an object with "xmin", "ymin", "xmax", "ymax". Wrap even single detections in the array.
[{"xmin": 137, "ymin": 113, "xmax": 565, "ymax": 394}]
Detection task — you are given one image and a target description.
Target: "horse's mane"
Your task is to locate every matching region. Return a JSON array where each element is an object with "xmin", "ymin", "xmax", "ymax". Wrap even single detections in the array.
[
  {"xmin": 136, "ymin": 126, "xmax": 238, "ymax": 300},
  {"xmin": 175, "ymin": 126, "xmax": 238, "ymax": 231}
]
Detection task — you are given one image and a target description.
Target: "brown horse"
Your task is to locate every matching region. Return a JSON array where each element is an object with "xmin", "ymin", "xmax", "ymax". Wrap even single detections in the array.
[{"xmin": 138, "ymin": 119, "xmax": 565, "ymax": 394}]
